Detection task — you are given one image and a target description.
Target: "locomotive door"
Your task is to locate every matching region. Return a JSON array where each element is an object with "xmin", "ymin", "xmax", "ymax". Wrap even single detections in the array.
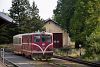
[{"xmin": 53, "ymin": 33, "xmax": 63, "ymax": 48}]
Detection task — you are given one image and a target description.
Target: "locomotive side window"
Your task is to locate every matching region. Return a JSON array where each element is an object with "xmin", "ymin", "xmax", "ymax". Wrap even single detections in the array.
[
  {"xmin": 34, "ymin": 35, "xmax": 41, "ymax": 42},
  {"xmin": 13, "ymin": 37, "xmax": 21, "ymax": 44},
  {"xmin": 42, "ymin": 35, "xmax": 51, "ymax": 43},
  {"xmin": 13, "ymin": 38, "xmax": 17, "ymax": 44}
]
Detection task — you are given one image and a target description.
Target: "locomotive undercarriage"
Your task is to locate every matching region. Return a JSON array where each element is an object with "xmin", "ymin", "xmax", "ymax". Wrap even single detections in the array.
[{"xmin": 31, "ymin": 53, "xmax": 53, "ymax": 60}]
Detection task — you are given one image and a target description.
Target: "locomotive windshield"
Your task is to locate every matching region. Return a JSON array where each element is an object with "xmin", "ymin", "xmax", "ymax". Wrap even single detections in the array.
[
  {"xmin": 34, "ymin": 35, "xmax": 52, "ymax": 43},
  {"xmin": 42, "ymin": 35, "xmax": 51, "ymax": 43},
  {"xmin": 34, "ymin": 35, "xmax": 41, "ymax": 42}
]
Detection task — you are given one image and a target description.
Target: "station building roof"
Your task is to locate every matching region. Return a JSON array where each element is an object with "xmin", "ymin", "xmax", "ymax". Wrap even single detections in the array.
[{"xmin": 0, "ymin": 12, "xmax": 13, "ymax": 26}]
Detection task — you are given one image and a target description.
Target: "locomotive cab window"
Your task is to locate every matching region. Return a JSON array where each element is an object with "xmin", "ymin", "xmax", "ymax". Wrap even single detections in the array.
[
  {"xmin": 13, "ymin": 37, "xmax": 21, "ymax": 44},
  {"xmin": 42, "ymin": 35, "xmax": 51, "ymax": 43},
  {"xmin": 34, "ymin": 35, "xmax": 41, "ymax": 42}
]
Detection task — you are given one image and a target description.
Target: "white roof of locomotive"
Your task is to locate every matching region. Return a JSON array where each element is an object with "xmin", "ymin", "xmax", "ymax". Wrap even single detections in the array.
[{"xmin": 13, "ymin": 32, "xmax": 52, "ymax": 38}]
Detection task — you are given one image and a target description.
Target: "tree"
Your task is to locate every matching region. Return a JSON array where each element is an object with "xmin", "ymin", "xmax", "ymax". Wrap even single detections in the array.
[
  {"xmin": 30, "ymin": 1, "xmax": 39, "ymax": 19},
  {"xmin": 29, "ymin": 1, "xmax": 44, "ymax": 32},
  {"xmin": 0, "ymin": 23, "xmax": 18, "ymax": 44},
  {"xmin": 54, "ymin": 0, "xmax": 100, "ymax": 48},
  {"xmin": 70, "ymin": 0, "xmax": 99, "ymax": 48},
  {"xmin": 9, "ymin": 0, "xmax": 43, "ymax": 33},
  {"xmin": 84, "ymin": 17, "xmax": 100, "ymax": 61},
  {"xmin": 53, "ymin": 0, "xmax": 76, "ymax": 32},
  {"xmin": 84, "ymin": 29, "xmax": 100, "ymax": 61},
  {"xmin": 9, "ymin": 0, "xmax": 31, "ymax": 33},
  {"xmin": 0, "ymin": 0, "xmax": 44, "ymax": 44}
]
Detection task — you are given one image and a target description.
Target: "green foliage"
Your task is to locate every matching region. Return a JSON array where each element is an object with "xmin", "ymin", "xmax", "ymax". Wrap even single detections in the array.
[
  {"xmin": 0, "ymin": 23, "xmax": 19, "ymax": 44},
  {"xmin": 0, "ymin": 0, "xmax": 43, "ymax": 44},
  {"xmin": 0, "ymin": 45, "xmax": 9, "ymax": 48},
  {"xmin": 9, "ymin": 0, "xmax": 43, "ymax": 33},
  {"xmin": 53, "ymin": 0, "xmax": 76, "ymax": 32},
  {"xmin": 54, "ymin": 0, "xmax": 100, "ymax": 61},
  {"xmin": 79, "ymin": 0, "xmax": 100, "ymax": 61},
  {"xmin": 84, "ymin": 22, "xmax": 100, "ymax": 61},
  {"xmin": 29, "ymin": 1, "xmax": 44, "ymax": 32},
  {"xmin": 54, "ymin": 0, "xmax": 99, "ymax": 47},
  {"xmin": 70, "ymin": 0, "xmax": 99, "ymax": 47},
  {"xmin": 9, "ymin": 0, "xmax": 31, "ymax": 33}
]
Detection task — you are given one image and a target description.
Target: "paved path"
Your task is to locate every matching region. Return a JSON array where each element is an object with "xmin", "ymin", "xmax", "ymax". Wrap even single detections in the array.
[
  {"xmin": 4, "ymin": 52, "xmax": 58, "ymax": 67},
  {"xmin": 2, "ymin": 52, "xmax": 90, "ymax": 67},
  {"xmin": 0, "ymin": 61, "xmax": 7, "ymax": 67}
]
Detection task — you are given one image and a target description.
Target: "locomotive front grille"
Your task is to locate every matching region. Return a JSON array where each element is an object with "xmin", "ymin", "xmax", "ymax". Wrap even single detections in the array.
[{"xmin": 32, "ymin": 52, "xmax": 53, "ymax": 59}]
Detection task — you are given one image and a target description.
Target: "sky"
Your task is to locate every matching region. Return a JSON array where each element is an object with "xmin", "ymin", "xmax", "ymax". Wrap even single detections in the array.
[{"xmin": 0, "ymin": 0, "xmax": 58, "ymax": 20}]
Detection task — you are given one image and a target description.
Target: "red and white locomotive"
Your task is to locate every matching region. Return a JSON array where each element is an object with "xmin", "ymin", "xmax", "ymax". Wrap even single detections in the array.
[{"xmin": 13, "ymin": 32, "xmax": 53, "ymax": 59}]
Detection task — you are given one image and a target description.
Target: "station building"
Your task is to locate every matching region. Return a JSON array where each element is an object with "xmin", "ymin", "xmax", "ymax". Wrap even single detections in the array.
[
  {"xmin": 43, "ymin": 19, "xmax": 72, "ymax": 48},
  {"xmin": 0, "ymin": 12, "xmax": 13, "ymax": 27}
]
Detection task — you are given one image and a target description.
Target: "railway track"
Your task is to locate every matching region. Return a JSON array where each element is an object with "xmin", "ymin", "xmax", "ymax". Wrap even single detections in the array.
[
  {"xmin": 0, "ymin": 52, "xmax": 59, "ymax": 67},
  {"xmin": 0, "ymin": 57, "xmax": 17, "ymax": 67},
  {"xmin": 0, "ymin": 52, "xmax": 90, "ymax": 67},
  {"xmin": 1, "ymin": 49, "xmax": 99, "ymax": 67},
  {"xmin": 0, "ymin": 48, "xmax": 99, "ymax": 67},
  {"xmin": 53, "ymin": 55, "xmax": 100, "ymax": 67}
]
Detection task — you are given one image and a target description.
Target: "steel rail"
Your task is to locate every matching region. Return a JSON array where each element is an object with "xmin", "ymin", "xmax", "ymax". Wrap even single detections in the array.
[{"xmin": 53, "ymin": 55, "xmax": 100, "ymax": 67}]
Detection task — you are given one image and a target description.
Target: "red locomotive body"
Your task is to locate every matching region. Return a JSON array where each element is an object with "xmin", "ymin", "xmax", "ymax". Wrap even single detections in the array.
[{"xmin": 13, "ymin": 32, "xmax": 53, "ymax": 59}]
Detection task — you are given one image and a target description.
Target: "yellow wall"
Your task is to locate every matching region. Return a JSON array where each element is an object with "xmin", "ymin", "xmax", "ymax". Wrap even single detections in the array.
[{"xmin": 43, "ymin": 21, "xmax": 69, "ymax": 47}]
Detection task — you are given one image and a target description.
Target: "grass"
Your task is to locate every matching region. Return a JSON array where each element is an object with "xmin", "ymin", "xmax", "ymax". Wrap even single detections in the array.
[
  {"xmin": 0, "ymin": 44, "xmax": 13, "ymax": 51},
  {"xmin": 0, "ymin": 44, "xmax": 8, "ymax": 48},
  {"xmin": 82, "ymin": 54, "xmax": 100, "ymax": 62},
  {"xmin": 54, "ymin": 48, "xmax": 82, "ymax": 58}
]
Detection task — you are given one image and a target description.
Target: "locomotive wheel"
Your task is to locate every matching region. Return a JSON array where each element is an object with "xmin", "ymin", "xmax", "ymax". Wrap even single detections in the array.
[
  {"xmin": 46, "ymin": 58, "xmax": 49, "ymax": 61},
  {"xmin": 31, "ymin": 55, "xmax": 38, "ymax": 60},
  {"xmin": 45, "ymin": 57, "xmax": 51, "ymax": 61},
  {"xmin": 39, "ymin": 58, "xmax": 42, "ymax": 61},
  {"xmin": 31, "ymin": 55, "xmax": 35, "ymax": 60}
]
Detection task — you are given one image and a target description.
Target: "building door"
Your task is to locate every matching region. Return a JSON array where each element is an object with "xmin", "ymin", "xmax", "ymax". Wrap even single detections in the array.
[{"xmin": 53, "ymin": 33, "xmax": 63, "ymax": 48}]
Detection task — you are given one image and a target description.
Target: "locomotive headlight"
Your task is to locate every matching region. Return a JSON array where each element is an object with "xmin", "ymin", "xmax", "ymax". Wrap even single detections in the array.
[{"xmin": 42, "ymin": 43, "xmax": 45, "ymax": 46}]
